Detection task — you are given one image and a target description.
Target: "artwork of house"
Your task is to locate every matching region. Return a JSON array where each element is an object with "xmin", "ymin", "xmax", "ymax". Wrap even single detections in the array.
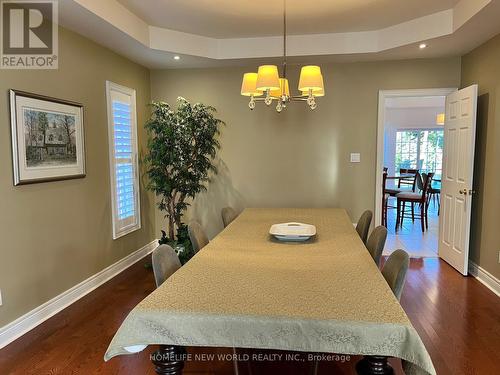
[{"xmin": 24, "ymin": 110, "xmax": 77, "ymax": 167}]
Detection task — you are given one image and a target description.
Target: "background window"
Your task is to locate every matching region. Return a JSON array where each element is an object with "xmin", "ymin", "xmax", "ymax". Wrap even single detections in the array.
[
  {"xmin": 106, "ymin": 81, "xmax": 141, "ymax": 239},
  {"xmin": 395, "ymin": 129, "xmax": 444, "ymax": 178}
]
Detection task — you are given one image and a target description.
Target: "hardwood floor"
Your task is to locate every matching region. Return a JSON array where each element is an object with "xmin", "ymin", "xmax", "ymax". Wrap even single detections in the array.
[{"xmin": 1, "ymin": 256, "xmax": 499, "ymax": 375}]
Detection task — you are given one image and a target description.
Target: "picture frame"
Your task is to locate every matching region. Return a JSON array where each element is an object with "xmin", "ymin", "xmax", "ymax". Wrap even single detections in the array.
[{"xmin": 9, "ymin": 89, "xmax": 86, "ymax": 185}]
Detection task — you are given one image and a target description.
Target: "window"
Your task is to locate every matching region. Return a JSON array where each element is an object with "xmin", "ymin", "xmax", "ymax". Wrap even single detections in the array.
[
  {"xmin": 395, "ymin": 129, "xmax": 444, "ymax": 178},
  {"xmin": 106, "ymin": 81, "xmax": 141, "ymax": 239}
]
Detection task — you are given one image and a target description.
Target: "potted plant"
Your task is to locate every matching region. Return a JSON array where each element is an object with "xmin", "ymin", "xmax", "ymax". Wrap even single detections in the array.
[{"xmin": 143, "ymin": 97, "xmax": 224, "ymax": 264}]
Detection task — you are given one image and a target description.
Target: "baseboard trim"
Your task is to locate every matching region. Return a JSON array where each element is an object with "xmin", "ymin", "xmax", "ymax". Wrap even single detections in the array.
[
  {"xmin": 468, "ymin": 261, "xmax": 500, "ymax": 297},
  {"xmin": 0, "ymin": 239, "xmax": 158, "ymax": 349}
]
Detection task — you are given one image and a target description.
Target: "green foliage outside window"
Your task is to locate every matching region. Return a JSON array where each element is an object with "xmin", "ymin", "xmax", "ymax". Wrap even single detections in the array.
[{"xmin": 395, "ymin": 129, "xmax": 444, "ymax": 178}]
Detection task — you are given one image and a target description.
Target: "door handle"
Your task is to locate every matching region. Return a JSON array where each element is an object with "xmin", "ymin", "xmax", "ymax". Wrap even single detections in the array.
[{"xmin": 458, "ymin": 189, "xmax": 468, "ymax": 195}]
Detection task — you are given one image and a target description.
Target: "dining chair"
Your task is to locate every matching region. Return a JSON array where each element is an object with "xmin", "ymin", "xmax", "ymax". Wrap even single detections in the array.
[
  {"xmin": 382, "ymin": 249, "xmax": 410, "ymax": 300},
  {"xmin": 383, "ymin": 171, "xmax": 401, "ymax": 197},
  {"xmin": 221, "ymin": 207, "xmax": 238, "ymax": 228},
  {"xmin": 428, "ymin": 179, "xmax": 441, "ymax": 215},
  {"xmin": 395, "ymin": 173, "xmax": 433, "ymax": 232},
  {"xmin": 152, "ymin": 244, "xmax": 182, "ymax": 288},
  {"xmin": 366, "ymin": 226, "xmax": 388, "ymax": 266},
  {"xmin": 408, "ymin": 172, "xmax": 426, "ymax": 219},
  {"xmin": 188, "ymin": 221, "xmax": 209, "ymax": 253},
  {"xmin": 356, "ymin": 210, "xmax": 373, "ymax": 244},
  {"xmin": 382, "ymin": 172, "xmax": 399, "ymax": 227}
]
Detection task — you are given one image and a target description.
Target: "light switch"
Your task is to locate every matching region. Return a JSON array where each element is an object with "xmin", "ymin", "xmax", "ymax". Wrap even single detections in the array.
[{"xmin": 350, "ymin": 153, "xmax": 361, "ymax": 163}]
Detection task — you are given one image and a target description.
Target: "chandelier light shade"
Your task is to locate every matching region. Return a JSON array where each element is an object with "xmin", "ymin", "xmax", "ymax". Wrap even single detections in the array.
[
  {"xmin": 298, "ymin": 66, "xmax": 324, "ymax": 92},
  {"xmin": 256, "ymin": 65, "xmax": 281, "ymax": 91},
  {"xmin": 436, "ymin": 113, "xmax": 445, "ymax": 125},
  {"xmin": 301, "ymin": 74, "xmax": 325, "ymax": 96},
  {"xmin": 241, "ymin": 73, "xmax": 263, "ymax": 96},
  {"xmin": 270, "ymin": 78, "xmax": 290, "ymax": 98},
  {"xmin": 240, "ymin": 0, "xmax": 325, "ymax": 112}
]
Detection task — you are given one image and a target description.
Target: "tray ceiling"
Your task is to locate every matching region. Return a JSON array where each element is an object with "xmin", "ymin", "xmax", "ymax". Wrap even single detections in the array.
[
  {"xmin": 117, "ymin": 0, "xmax": 461, "ymax": 38},
  {"xmin": 59, "ymin": 0, "xmax": 500, "ymax": 68}
]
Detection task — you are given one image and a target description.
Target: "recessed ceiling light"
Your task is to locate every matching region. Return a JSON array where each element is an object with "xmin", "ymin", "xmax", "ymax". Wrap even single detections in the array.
[
  {"xmin": 174, "ymin": 55, "xmax": 180, "ymax": 60},
  {"xmin": 419, "ymin": 43, "xmax": 427, "ymax": 49}
]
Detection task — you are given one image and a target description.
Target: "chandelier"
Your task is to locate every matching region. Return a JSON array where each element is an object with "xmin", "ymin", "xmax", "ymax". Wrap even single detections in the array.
[{"xmin": 240, "ymin": 0, "xmax": 325, "ymax": 112}]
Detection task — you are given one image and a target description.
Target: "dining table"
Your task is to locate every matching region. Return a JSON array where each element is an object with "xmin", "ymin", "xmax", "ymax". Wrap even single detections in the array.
[{"xmin": 105, "ymin": 208, "xmax": 435, "ymax": 375}]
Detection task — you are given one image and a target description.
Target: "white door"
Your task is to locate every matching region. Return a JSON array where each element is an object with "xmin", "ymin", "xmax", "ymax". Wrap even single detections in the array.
[{"xmin": 439, "ymin": 85, "xmax": 478, "ymax": 275}]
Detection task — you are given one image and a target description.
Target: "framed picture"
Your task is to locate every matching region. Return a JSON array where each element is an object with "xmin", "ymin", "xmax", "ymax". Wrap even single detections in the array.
[{"xmin": 9, "ymin": 90, "xmax": 86, "ymax": 185}]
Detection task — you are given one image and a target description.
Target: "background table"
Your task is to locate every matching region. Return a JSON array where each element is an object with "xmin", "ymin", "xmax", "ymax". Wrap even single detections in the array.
[{"xmin": 105, "ymin": 208, "xmax": 435, "ymax": 375}]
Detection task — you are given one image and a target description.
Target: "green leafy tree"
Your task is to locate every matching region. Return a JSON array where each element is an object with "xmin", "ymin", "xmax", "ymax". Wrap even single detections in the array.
[{"xmin": 143, "ymin": 97, "xmax": 224, "ymax": 253}]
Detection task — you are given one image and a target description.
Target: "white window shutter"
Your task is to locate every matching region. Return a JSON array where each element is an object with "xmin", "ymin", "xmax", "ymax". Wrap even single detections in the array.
[{"xmin": 106, "ymin": 81, "xmax": 141, "ymax": 239}]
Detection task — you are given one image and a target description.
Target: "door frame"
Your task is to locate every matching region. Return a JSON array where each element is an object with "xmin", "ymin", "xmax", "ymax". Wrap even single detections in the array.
[{"xmin": 374, "ymin": 88, "xmax": 457, "ymax": 227}]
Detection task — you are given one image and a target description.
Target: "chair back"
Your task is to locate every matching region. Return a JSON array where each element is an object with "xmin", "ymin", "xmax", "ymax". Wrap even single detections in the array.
[
  {"xmin": 415, "ymin": 172, "xmax": 424, "ymax": 191},
  {"xmin": 382, "ymin": 249, "xmax": 410, "ymax": 300},
  {"xmin": 221, "ymin": 207, "xmax": 238, "ymax": 228},
  {"xmin": 356, "ymin": 210, "xmax": 373, "ymax": 244},
  {"xmin": 188, "ymin": 221, "xmax": 209, "ymax": 253},
  {"xmin": 366, "ymin": 226, "xmax": 388, "ymax": 266},
  {"xmin": 420, "ymin": 172, "xmax": 434, "ymax": 201},
  {"xmin": 152, "ymin": 244, "xmax": 181, "ymax": 288},
  {"xmin": 382, "ymin": 171, "xmax": 388, "ymax": 189},
  {"xmin": 398, "ymin": 168, "xmax": 419, "ymax": 191}
]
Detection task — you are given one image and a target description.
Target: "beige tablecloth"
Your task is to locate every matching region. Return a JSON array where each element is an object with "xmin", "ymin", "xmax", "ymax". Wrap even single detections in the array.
[{"xmin": 105, "ymin": 208, "xmax": 435, "ymax": 375}]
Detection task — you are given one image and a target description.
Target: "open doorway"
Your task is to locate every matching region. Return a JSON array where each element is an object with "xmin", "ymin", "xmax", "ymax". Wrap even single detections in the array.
[{"xmin": 375, "ymin": 89, "xmax": 456, "ymax": 258}]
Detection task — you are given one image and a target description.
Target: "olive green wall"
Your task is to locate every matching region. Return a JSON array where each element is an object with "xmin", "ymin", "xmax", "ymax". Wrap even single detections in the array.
[
  {"xmin": 462, "ymin": 34, "xmax": 500, "ymax": 279},
  {"xmin": 151, "ymin": 58, "xmax": 461, "ymax": 239},
  {"xmin": 0, "ymin": 27, "xmax": 154, "ymax": 326}
]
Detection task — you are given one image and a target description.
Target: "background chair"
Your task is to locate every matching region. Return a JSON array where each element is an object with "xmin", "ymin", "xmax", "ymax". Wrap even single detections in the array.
[
  {"xmin": 356, "ymin": 210, "xmax": 373, "ymax": 244},
  {"xmin": 221, "ymin": 207, "xmax": 238, "ymax": 228},
  {"xmin": 152, "ymin": 244, "xmax": 182, "ymax": 288},
  {"xmin": 396, "ymin": 173, "xmax": 433, "ymax": 232},
  {"xmin": 428, "ymin": 180, "xmax": 441, "ymax": 215},
  {"xmin": 188, "ymin": 221, "xmax": 209, "ymax": 253},
  {"xmin": 382, "ymin": 249, "xmax": 410, "ymax": 300},
  {"xmin": 382, "ymin": 172, "xmax": 399, "ymax": 227},
  {"xmin": 366, "ymin": 226, "xmax": 388, "ymax": 266}
]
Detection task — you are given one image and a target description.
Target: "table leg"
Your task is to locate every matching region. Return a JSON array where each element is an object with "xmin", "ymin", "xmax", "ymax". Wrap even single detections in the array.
[
  {"xmin": 151, "ymin": 345, "xmax": 186, "ymax": 375},
  {"xmin": 355, "ymin": 356, "xmax": 394, "ymax": 375}
]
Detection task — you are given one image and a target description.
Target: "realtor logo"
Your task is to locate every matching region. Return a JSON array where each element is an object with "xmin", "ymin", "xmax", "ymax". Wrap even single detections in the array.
[{"xmin": 1, "ymin": 0, "xmax": 58, "ymax": 69}]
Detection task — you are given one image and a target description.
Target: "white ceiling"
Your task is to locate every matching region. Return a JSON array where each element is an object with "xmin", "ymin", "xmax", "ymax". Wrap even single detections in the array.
[
  {"xmin": 116, "ymin": 0, "xmax": 461, "ymax": 38},
  {"xmin": 59, "ymin": 0, "xmax": 500, "ymax": 68}
]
